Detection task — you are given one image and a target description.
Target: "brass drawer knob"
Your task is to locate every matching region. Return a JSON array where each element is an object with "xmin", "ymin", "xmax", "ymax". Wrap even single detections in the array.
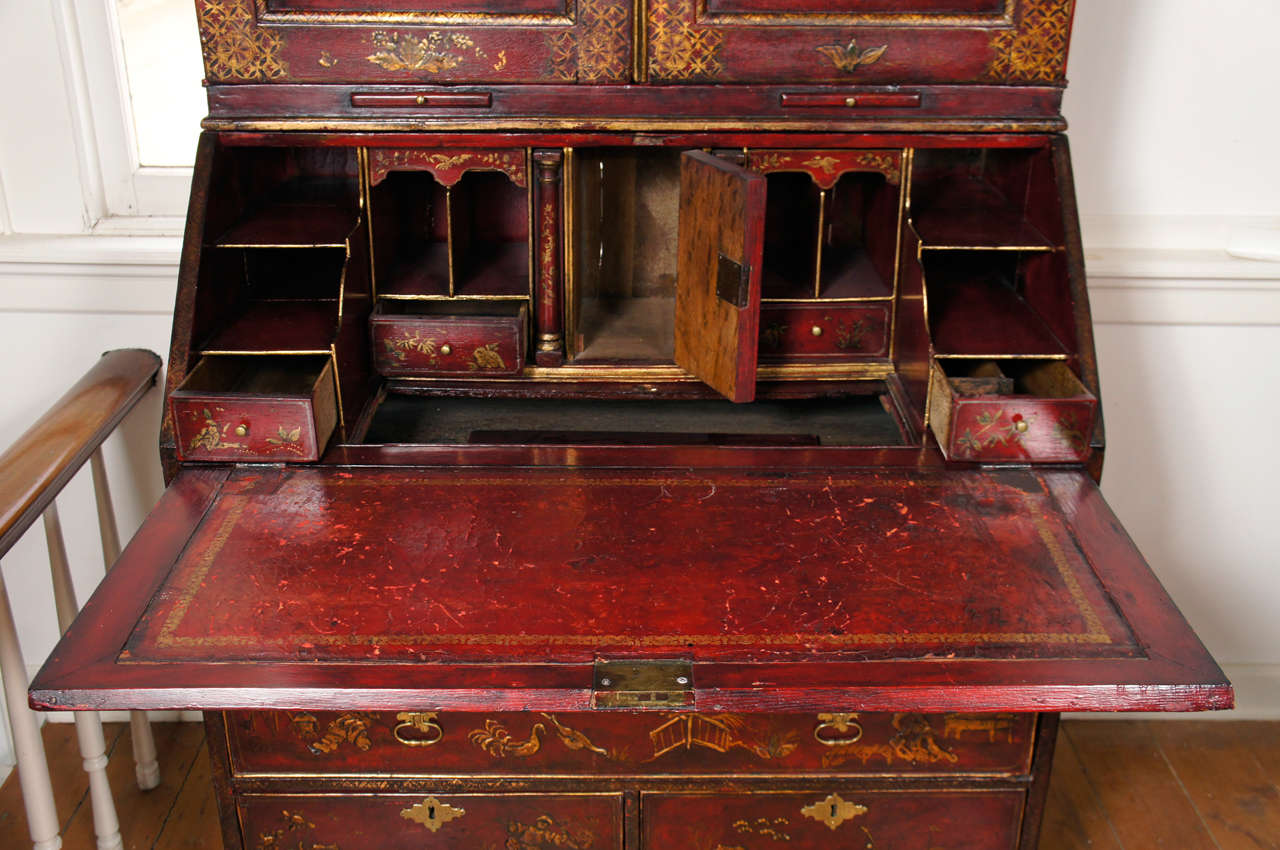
[
  {"xmin": 394, "ymin": 712, "xmax": 444, "ymax": 747},
  {"xmin": 811, "ymin": 325, "xmax": 823, "ymax": 337},
  {"xmin": 233, "ymin": 424, "xmax": 249, "ymax": 437},
  {"xmin": 440, "ymin": 343, "xmax": 453, "ymax": 356},
  {"xmin": 801, "ymin": 793, "xmax": 868, "ymax": 830},
  {"xmin": 814, "ymin": 712, "xmax": 863, "ymax": 746},
  {"xmin": 401, "ymin": 796, "xmax": 464, "ymax": 833},
  {"xmin": 1014, "ymin": 418, "xmax": 1029, "ymax": 433}
]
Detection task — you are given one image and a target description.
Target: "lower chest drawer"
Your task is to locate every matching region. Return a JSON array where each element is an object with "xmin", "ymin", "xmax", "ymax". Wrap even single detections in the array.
[
  {"xmin": 643, "ymin": 789, "xmax": 1024, "ymax": 850},
  {"xmin": 227, "ymin": 710, "xmax": 1035, "ymax": 778},
  {"xmin": 238, "ymin": 792, "xmax": 622, "ymax": 850}
]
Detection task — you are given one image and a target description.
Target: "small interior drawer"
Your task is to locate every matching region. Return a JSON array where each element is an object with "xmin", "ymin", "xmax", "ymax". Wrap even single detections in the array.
[
  {"xmin": 371, "ymin": 302, "xmax": 527, "ymax": 377},
  {"xmin": 929, "ymin": 359, "xmax": 1096, "ymax": 463},
  {"xmin": 642, "ymin": 789, "xmax": 1024, "ymax": 849},
  {"xmin": 171, "ymin": 355, "xmax": 337, "ymax": 463},
  {"xmin": 760, "ymin": 303, "xmax": 889, "ymax": 360}
]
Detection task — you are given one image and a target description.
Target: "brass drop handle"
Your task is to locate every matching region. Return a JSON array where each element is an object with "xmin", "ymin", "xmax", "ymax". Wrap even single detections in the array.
[
  {"xmin": 394, "ymin": 712, "xmax": 444, "ymax": 747},
  {"xmin": 234, "ymin": 423, "xmax": 249, "ymax": 437},
  {"xmin": 814, "ymin": 712, "xmax": 863, "ymax": 746},
  {"xmin": 440, "ymin": 343, "xmax": 453, "ymax": 356},
  {"xmin": 401, "ymin": 796, "xmax": 464, "ymax": 833}
]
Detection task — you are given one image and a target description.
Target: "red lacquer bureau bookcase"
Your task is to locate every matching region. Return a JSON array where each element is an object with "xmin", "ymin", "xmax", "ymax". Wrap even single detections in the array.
[{"xmin": 32, "ymin": 1, "xmax": 1232, "ymax": 848}]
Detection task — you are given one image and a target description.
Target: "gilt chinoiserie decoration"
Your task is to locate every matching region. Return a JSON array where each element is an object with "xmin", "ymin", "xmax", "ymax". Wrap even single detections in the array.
[
  {"xmin": 30, "ymin": 2, "xmax": 1231, "ymax": 850},
  {"xmin": 986, "ymin": 0, "xmax": 1076, "ymax": 82}
]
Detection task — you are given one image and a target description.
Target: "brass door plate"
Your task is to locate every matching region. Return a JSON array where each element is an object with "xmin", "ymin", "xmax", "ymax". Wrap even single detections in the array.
[
  {"xmin": 592, "ymin": 659, "xmax": 694, "ymax": 709},
  {"xmin": 716, "ymin": 253, "xmax": 751, "ymax": 309}
]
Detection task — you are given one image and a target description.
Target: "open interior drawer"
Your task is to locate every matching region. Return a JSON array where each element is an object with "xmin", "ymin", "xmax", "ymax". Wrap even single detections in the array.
[
  {"xmin": 170, "ymin": 355, "xmax": 338, "ymax": 463},
  {"xmin": 928, "ymin": 359, "xmax": 1096, "ymax": 463}
]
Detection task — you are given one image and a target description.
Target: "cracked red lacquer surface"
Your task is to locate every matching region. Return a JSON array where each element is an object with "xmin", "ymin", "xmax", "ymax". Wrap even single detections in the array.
[{"xmin": 124, "ymin": 467, "xmax": 1138, "ymax": 664}]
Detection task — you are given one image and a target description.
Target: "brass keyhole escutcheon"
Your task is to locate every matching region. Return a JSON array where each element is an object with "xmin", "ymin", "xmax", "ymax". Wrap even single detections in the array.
[
  {"xmin": 394, "ymin": 712, "xmax": 444, "ymax": 747},
  {"xmin": 814, "ymin": 713, "xmax": 863, "ymax": 746},
  {"xmin": 234, "ymin": 424, "xmax": 248, "ymax": 437},
  {"xmin": 801, "ymin": 793, "xmax": 868, "ymax": 830},
  {"xmin": 401, "ymin": 796, "xmax": 464, "ymax": 833}
]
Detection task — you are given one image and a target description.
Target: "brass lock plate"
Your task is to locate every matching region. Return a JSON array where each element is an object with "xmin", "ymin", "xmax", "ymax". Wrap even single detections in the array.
[{"xmin": 591, "ymin": 659, "xmax": 694, "ymax": 709}]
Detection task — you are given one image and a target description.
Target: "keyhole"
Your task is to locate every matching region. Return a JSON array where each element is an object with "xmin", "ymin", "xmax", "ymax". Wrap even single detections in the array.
[
  {"xmin": 831, "ymin": 804, "xmax": 838, "ymax": 819},
  {"xmin": 428, "ymin": 806, "xmax": 436, "ymax": 820}
]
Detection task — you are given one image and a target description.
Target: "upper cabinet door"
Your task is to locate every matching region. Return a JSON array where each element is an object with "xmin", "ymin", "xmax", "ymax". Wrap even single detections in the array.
[
  {"xmin": 196, "ymin": 0, "xmax": 633, "ymax": 84},
  {"xmin": 644, "ymin": 0, "xmax": 1074, "ymax": 85},
  {"xmin": 675, "ymin": 151, "xmax": 767, "ymax": 403}
]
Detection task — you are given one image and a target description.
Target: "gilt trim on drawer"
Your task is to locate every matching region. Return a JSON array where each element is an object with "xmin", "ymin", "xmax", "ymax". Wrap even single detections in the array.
[
  {"xmin": 254, "ymin": 0, "xmax": 576, "ymax": 26},
  {"xmin": 697, "ymin": 0, "xmax": 1016, "ymax": 26}
]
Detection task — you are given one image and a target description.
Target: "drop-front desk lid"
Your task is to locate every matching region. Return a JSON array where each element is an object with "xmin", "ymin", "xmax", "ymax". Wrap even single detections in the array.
[{"xmin": 31, "ymin": 465, "xmax": 1231, "ymax": 714}]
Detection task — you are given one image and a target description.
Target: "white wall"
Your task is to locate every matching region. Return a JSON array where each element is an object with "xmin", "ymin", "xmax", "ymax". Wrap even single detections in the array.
[
  {"xmin": 0, "ymin": 0, "xmax": 1278, "ymax": 769},
  {"xmin": 1063, "ymin": 0, "xmax": 1280, "ymax": 716}
]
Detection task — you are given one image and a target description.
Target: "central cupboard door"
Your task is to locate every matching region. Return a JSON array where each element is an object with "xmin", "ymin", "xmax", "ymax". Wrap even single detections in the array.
[{"xmin": 675, "ymin": 151, "xmax": 767, "ymax": 402}]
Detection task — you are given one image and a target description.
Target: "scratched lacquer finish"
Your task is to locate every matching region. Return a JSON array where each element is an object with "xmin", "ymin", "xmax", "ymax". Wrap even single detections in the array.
[{"xmin": 123, "ymin": 467, "xmax": 1136, "ymax": 666}]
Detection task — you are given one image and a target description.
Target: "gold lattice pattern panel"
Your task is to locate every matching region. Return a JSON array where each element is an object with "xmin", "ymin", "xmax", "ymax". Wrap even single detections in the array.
[
  {"xmin": 985, "ymin": 0, "xmax": 1073, "ymax": 83},
  {"xmin": 548, "ymin": 0, "xmax": 630, "ymax": 82},
  {"xmin": 647, "ymin": 0, "xmax": 724, "ymax": 81},
  {"xmin": 198, "ymin": 0, "xmax": 289, "ymax": 82}
]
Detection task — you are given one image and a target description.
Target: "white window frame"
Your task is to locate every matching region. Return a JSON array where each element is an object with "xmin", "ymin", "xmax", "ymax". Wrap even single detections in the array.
[{"xmin": 60, "ymin": 0, "xmax": 197, "ymax": 229}]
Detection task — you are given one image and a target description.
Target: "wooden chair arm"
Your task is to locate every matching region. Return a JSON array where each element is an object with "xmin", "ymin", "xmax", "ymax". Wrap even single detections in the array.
[{"xmin": 0, "ymin": 349, "xmax": 161, "ymax": 557}]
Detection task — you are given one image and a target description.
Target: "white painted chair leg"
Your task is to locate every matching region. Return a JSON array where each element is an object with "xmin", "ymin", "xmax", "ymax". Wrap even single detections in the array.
[
  {"xmin": 0, "ymin": 567, "xmax": 62, "ymax": 850},
  {"xmin": 45, "ymin": 505, "xmax": 122, "ymax": 850},
  {"xmin": 90, "ymin": 450, "xmax": 159, "ymax": 790}
]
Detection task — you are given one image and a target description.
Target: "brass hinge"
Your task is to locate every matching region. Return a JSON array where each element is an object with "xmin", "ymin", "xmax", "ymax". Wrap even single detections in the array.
[
  {"xmin": 592, "ymin": 659, "xmax": 694, "ymax": 709},
  {"xmin": 716, "ymin": 253, "xmax": 751, "ymax": 309}
]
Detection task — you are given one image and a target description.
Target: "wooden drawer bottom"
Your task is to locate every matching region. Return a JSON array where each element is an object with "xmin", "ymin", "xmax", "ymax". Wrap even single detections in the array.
[
  {"xmin": 643, "ymin": 789, "xmax": 1024, "ymax": 849},
  {"xmin": 238, "ymin": 792, "xmax": 623, "ymax": 849}
]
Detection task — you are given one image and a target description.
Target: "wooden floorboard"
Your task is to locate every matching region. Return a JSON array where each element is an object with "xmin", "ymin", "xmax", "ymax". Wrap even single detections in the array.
[
  {"xmin": 151, "ymin": 744, "xmax": 219, "ymax": 850},
  {"xmin": 1063, "ymin": 720, "xmax": 1221, "ymax": 849},
  {"xmin": 1, "ymin": 720, "xmax": 1277, "ymax": 848},
  {"xmin": 1149, "ymin": 721, "xmax": 1280, "ymax": 850},
  {"xmin": 1039, "ymin": 728, "xmax": 1125, "ymax": 850}
]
